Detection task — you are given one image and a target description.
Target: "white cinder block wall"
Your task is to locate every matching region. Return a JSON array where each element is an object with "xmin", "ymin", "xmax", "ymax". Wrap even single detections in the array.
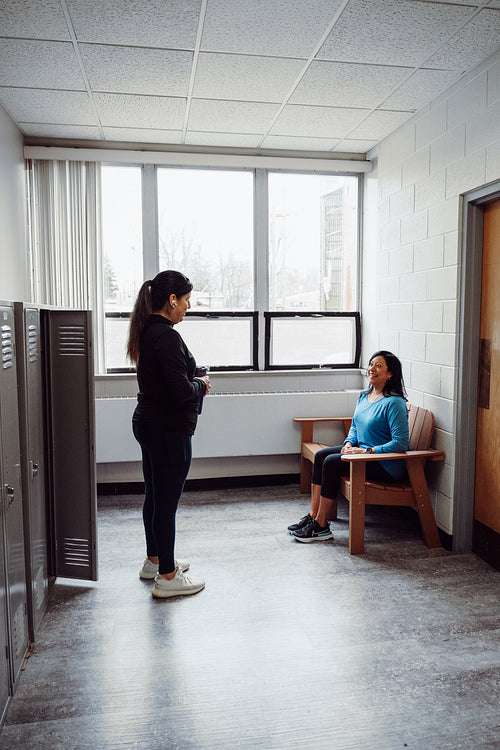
[{"xmin": 363, "ymin": 50, "xmax": 500, "ymax": 537}]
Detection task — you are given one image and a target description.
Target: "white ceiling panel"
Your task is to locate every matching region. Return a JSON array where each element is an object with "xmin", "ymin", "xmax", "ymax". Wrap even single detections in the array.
[
  {"xmin": 318, "ymin": 0, "xmax": 472, "ymax": 67},
  {"xmin": 193, "ymin": 52, "xmax": 305, "ymax": 103},
  {"xmin": 79, "ymin": 45, "xmax": 193, "ymax": 97},
  {"xmin": 66, "ymin": 0, "xmax": 202, "ymax": 49},
  {"xmin": 188, "ymin": 99, "xmax": 280, "ymax": 134},
  {"xmin": 94, "ymin": 93, "xmax": 186, "ymax": 129},
  {"xmin": 260, "ymin": 134, "xmax": 340, "ymax": 151},
  {"xmin": 347, "ymin": 110, "xmax": 412, "ymax": 140},
  {"xmin": 0, "ymin": 88, "xmax": 96, "ymax": 125},
  {"xmin": 290, "ymin": 61, "xmax": 411, "ymax": 109},
  {"xmin": 426, "ymin": 9, "xmax": 500, "ymax": 71},
  {"xmin": 271, "ymin": 104, "xmax": 368, "ymax": 139},
  {"xmin": 383, "ymin": 68, "xmax": 462, "ymax": 110},
  {"xmin": 333, "ymin": 139, "xmax": 378, "ymax": 153},
  {"xmin": 19, "ymin": 123, "xmax": 102, "ymax": 139},
  {"xmin": 0, "ymin": 39, "xmax": 85, "ymax": 90},
  {"xmin": 102, "ymin": 127, "xmax": 183, "ymax": 144},
  {"xmin": 201, "ymin": 0, "xmax": 345, "ymax": 57},
  {"xmin": 184, "ymin": 131, "xmax": 262, "ymax": 147},
  {"xmin": 0, "ymin": 0, "xmax": 497, "ymax": 153},
  {"xmin": 0, "ymin": 0, "xmax": 71, "ymax": 40}
]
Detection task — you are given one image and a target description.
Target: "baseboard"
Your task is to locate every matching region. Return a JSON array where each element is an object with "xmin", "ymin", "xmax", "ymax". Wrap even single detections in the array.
[
  {"xmin": 473, "ymin": 520, "xmax": 500, "ymax": 571},
  {"xmin": 97, "ymin": 473, "xmax": 300, "ymax": 496}
]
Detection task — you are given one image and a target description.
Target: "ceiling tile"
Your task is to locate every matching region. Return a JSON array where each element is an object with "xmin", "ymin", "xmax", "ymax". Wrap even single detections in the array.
[
  {"xmin": 383, "ymin": 68, "xmax": 462, "ymax": 110},
  {"xmin": 102, "ymin": 127, "xmax": 183, "ymax": 144},
  {"xmin": 333, "ymin": 139, "xmax": 378, "ymax": 153},
  {"xmin": 20, "ymin": 123, "xmax": 102, "ymax": 139},
  {"xmin": 94, "ymin": 93, "xmax": 186, "ymax": 129},
  {"xmin": 201, "ymin": 0, "xmax": 345, "ymax": 57},
  {"xmin": 188, "ymin": 99, "xmax": 280, "ymax": 134},
  {"xmin": 260, "ymin": 134, "xmax": 340, "ymax": 151},
  {"xmin": 0, "ymin": 39, "xmax": 85, "ymax": 89},
  {"xmin": 184, "ymin": 131, "xmax": 262, "ymax": 147},
  {"xmin": 318, "ymin": 0, "xmax": 472, "ymax": 67},
  {"xmin": 193, "ymin": 52, "xmax": 305, "ymax": 103},
  {"xmin": 426, "ymin": 9, "xmax": 500, "ymax": 71},
  {"xmin": 290, "ymin": 60, "xmax": 410, "ymax": 109},
  {"xmin": 80, "ymin": 44, "xmax": 193, "ymax": 97},
  {"xmin": 271, "ymin": 104, "xmax": 368, "ymax": 138},
  {"xmin": 0, "ymin": 88, "xmax": 96, "ymax": 125},
  {"xmin": 348, "ymin": 110, "xmax": 412, "ymax": 140},
  {"xmin": 66, "ymin": 0, "xmax": 202, "ymax": 49},
  {"xmin": 0, "ymin": 0, "xmax": 70, "ymax": 40}
]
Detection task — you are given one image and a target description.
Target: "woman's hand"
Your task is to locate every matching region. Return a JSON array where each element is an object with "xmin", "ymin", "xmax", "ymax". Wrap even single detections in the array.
[
  {"xmin": 341, "ymin": 444, "xmax": 370, "ymax": 454},
  {"xmin": 200, "ymin": 375, "xmax": 211, "ymax": 394}
]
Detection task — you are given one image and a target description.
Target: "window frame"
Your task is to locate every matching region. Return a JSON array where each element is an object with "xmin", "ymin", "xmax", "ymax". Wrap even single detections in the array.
[
  {"xmin": 264, "ymin": 311, "xmax": 361, "ymax": 370},
  {"xmin": 100, "ymin": 162, "xmax": 362, "ymax": 373}
]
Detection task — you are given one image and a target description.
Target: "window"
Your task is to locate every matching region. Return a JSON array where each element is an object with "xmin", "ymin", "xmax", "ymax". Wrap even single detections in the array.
[
  {"xmin": 101, "ymin": 165, "xmax": 143, "ymax": 370},
  {"xmin": 268, "ymin": 173, "xmax": 358, "ymax": 311},
  {"xmin": 100, "ymin": 164, "xmax": 360, "ymax": 372}
]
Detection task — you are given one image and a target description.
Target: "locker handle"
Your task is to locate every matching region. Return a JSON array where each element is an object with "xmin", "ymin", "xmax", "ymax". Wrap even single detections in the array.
[
  {"xmin": 31, "ymin": 461, "xmax": 39, "ymax": 478},
  {"xmin": 5, "ymin": 485, "xmax": 14, "ymax": 507}
]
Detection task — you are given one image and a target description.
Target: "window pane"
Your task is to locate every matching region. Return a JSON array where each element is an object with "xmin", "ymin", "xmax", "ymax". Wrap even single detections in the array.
[
  {"xmin": 157, "ymin": 168, "xmax": 254, "ymax": 310},
  {"xmin": 268, "ymin": 174, "xmax": 358, "ymax": 311},
  {"xmin": 101, "ymin": 165, "xmax": 143, "ymax": 368},
  {"xmin": 269, "ymin": 316, "xmax": 358, "ymax": 367},
  {"xmin": 176, "ymin": 317, "xmax": 254, "ymax": 369},
  {"xmin": 104, "ymin": 317, "xmax": 130, "ymax": 370}
]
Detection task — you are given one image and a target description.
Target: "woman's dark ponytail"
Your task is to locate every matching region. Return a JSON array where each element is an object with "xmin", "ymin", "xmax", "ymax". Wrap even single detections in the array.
[{"xmin": 127, "ymin": 280, "xmax": 152, "ymax": 364}]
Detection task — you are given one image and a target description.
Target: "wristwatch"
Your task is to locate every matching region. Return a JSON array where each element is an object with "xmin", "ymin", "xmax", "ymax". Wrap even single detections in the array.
[{"xmin": 365, "ymin": 447, "xmax": 372, "ymax": 454}]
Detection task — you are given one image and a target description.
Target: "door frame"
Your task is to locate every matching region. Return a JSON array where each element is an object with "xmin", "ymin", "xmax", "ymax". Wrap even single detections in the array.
[{"xmin": 455, "ymin": 180, "xmax": 500, "ymax": 552}]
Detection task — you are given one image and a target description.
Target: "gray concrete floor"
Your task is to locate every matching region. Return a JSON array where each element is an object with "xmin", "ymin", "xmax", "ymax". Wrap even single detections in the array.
[{"xmin": 1, "ymin": 484, "xmax": 499, "ymax": 749}]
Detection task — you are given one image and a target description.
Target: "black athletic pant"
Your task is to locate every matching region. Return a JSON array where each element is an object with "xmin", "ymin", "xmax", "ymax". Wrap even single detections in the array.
[
  {"xmin": 312, "ymin": 445, "xmax": 395, "ymax": 501},
  {"xmin": 133, "ymin": 421, "xmax": 192, "ymax": 574}
]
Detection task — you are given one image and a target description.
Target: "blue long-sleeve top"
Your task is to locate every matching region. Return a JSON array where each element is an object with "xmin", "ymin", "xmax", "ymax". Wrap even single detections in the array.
[{"xmin": 344, "ymin": 392, "xmax": 409, "ymax": 479}]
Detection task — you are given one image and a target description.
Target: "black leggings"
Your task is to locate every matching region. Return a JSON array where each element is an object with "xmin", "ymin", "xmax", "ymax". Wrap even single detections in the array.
[
  {"xmin": 312, "ymin": 445, "xmax": 394, "ymax": 501},
  {"xmin": 133, "ymin": 421, "xmax": 192, "ymax": 574}
]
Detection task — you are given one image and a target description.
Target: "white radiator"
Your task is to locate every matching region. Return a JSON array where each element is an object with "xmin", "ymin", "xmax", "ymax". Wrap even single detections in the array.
[{"xmin": 95, "ymin": 390, "xmax": 359, "ymax": 463}]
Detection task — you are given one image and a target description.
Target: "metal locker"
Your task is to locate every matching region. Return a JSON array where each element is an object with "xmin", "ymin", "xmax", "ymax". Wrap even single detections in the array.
[
  {"xmin": 43, "ymin": 309, "xmax": 98, "ymax": 581},
  {"xmin": 0, "ymin": 302, "xmax": 29, "ymax": 692},
  {"xmin": 15, "ymin": 303, "xmax": 51, "ymax": 641}
]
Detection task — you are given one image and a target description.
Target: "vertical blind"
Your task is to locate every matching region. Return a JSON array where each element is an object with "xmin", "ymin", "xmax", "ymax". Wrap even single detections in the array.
[{"xmin": 27, "ymin": 159, "xmax": 105, "ymax": 371}]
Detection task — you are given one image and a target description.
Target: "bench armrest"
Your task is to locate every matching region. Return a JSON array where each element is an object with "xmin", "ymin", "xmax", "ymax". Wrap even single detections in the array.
[{"xmin": 341, "ymin": 449, "xmax": 444, "ymax": 463}]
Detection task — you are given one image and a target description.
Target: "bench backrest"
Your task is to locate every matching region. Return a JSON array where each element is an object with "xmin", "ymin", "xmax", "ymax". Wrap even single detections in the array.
[{"xmin": 408, "ymin": 403, "xmax": 435, "ymax": 451}]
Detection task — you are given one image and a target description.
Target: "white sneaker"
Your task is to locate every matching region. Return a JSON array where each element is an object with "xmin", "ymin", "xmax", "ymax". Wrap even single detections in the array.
[
  {"xmin": 139, "ymin": 558, "xmax": 189, "ymax": 579},
  {"xmin": 151, "ymin": 569, "xmax": 205, "ymax": 598}
]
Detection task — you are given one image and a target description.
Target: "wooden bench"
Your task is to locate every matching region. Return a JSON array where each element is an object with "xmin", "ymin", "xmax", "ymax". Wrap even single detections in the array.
[{"xmin": 293, "ymin": 404, "xmax": 444, "ymax": 554}]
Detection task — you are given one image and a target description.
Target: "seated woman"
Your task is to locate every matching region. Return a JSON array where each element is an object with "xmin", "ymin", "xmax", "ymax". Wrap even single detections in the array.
[{"xmin": 289, "ymin": 350, "xmax": 409, "ymax": 542}]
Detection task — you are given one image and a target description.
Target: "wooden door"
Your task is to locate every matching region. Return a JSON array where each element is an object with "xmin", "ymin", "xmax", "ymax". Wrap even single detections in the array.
[{"xmin": 474, "ymin": 198, "xmax": 500, "ymax": 567}]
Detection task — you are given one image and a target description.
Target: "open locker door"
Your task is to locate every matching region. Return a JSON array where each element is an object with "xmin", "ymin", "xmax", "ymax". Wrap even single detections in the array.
[{"xmin": 43, "ymin": 309, "xmax": 98, "ymax": 582}]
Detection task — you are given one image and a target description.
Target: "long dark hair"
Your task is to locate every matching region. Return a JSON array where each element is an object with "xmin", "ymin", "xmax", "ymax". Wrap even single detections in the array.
[
  {"xmin": 127, "ymin": 270, "xmax": 193, "ymax": 364},
  {"xmin": 366, "ymin": 350, "xmax": 407, "ymax": 400}
]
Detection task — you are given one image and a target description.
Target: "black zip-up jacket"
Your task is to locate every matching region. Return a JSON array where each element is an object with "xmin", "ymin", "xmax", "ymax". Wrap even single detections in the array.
[{"xmin": 132, "ymin": 314, "xmax": 206, "ymax": 435}]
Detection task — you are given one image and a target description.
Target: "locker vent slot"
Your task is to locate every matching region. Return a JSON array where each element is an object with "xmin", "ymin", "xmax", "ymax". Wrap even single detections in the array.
[
  {"xmin": 58, "ymin": 325, "xmax": 86, "ymax": 357},
  {"xmin": 28, "ymin": 324, "xmax": 39, "ymax": 362},
  {"xmin": 12, "ymin": 603, "xmax": 26, "ymax": 659},
  {"xmin": 1, "ymin": 325, "xmax": 13, "ymax": 369},
  {"xmin": 64, "ymin": 538, "xmax": 91, "ymax": 568}
]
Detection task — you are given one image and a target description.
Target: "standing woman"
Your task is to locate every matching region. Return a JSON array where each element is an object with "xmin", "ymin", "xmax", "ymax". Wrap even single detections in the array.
[{"xmin": 127, "ymin": 270, "xmax": 210, "ymax": 598}]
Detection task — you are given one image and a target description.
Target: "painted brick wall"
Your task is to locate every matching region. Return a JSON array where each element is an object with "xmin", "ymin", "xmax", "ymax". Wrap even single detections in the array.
[{"xmin": 363, "ymin": 50, "xmax": 500, "ymax": 535}]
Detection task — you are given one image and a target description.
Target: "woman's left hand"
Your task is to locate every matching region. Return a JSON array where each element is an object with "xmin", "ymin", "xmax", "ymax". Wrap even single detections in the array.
[{"xmin": 342, "ymin": 446, "xmax": 369, "ymax": 454}]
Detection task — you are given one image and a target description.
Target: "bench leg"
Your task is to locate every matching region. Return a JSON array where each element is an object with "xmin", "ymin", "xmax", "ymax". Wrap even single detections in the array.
[
  {"xmin": 300, "ymin": 455, "xmax": 312, "ymax": 494},
  {"xmin": 348, "ymin": 461, "xmax": 366, "ymax": 554},
  {"xmin": 406, "ymin": 460, "xmax": 441, "ymax": 548}
]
